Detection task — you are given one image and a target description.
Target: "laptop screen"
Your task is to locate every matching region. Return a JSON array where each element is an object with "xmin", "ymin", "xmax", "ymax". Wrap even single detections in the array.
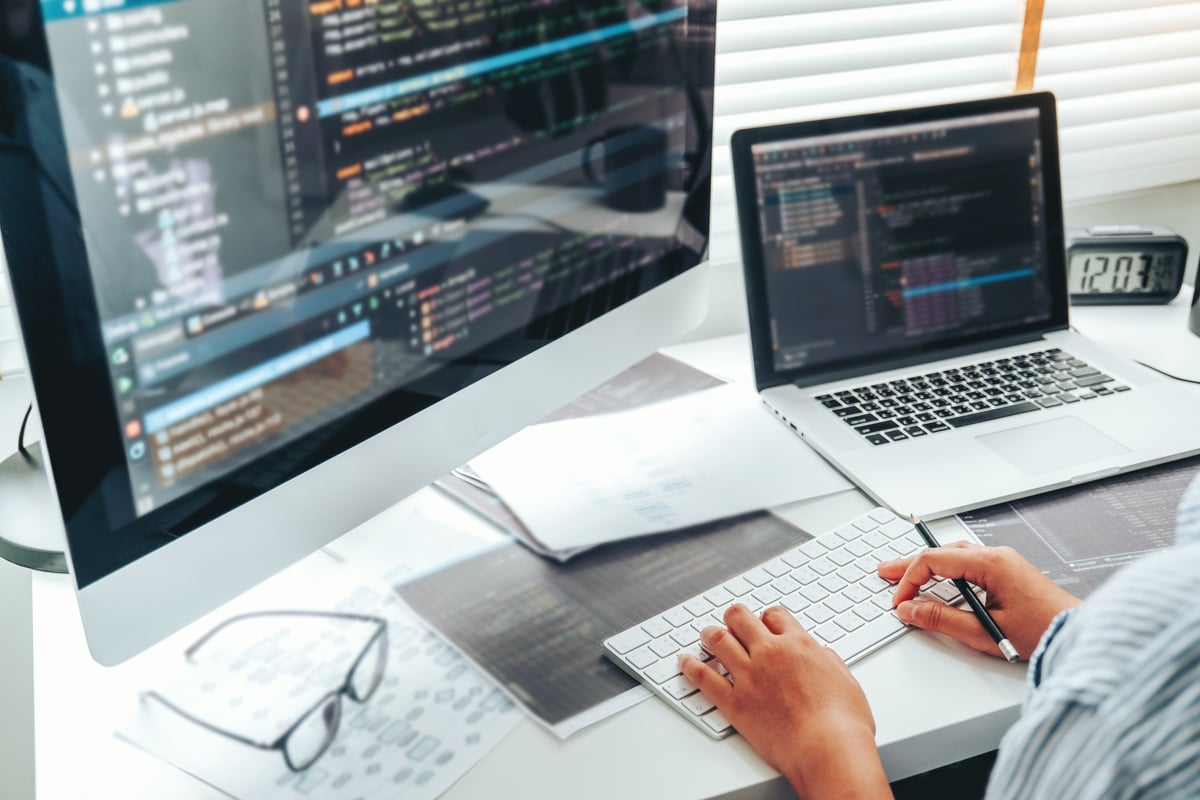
[{"xmin": 734, "ymin": 96, "xmax": 1067, "ymax": 388}]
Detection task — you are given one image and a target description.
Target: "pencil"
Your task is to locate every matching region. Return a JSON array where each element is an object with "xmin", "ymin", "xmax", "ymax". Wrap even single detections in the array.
[{"xmin": 909, "ymin": 514, "xmax": 1020, "ymax": 663}]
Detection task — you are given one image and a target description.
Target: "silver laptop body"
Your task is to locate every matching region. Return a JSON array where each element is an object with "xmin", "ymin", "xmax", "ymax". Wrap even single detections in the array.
[{"xmin": 731, "ymin": 93, "xmax": 1200, "ymax": 519}]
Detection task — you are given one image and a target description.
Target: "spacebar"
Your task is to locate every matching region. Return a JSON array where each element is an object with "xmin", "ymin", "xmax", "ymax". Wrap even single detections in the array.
[
  {"xmin": 829, "ymin": 614, "xmax": 907, "ymax": 664},
  {"xmin": 946, "ymin": 401, "xmax": 1040, "ymax": 429}
]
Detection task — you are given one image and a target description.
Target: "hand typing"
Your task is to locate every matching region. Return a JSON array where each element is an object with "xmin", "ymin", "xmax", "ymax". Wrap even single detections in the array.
[{"xmin": 879, "ymin": 541, "xmax": 1081, "ymax": 660}]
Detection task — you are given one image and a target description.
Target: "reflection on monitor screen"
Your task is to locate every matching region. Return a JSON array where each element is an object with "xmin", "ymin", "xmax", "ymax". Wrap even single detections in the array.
[{"xmin": 0, "ymin": 0, "xmax": 714, "ymax": 663}]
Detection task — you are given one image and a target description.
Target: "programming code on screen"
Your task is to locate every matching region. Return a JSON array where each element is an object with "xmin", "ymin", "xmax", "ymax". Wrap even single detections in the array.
[
  {"xmin": 41, "ymin": 0, "xmax": 707, "ymax": 516},
  {"xmin": 750, "ymin": 109, "xmax": 1054, "ymax": 374}
]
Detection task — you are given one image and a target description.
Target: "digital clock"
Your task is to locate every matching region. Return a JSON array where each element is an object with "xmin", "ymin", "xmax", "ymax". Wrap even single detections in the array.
[{"xmin": 1066, "ymin": 225, "xmax": 1188, "ymax": 305}]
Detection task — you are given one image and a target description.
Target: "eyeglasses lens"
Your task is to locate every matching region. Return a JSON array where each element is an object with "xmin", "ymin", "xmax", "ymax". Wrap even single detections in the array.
[{"xmin": 284, "ymin": 694, "xmax": 340, "ymax": 771}]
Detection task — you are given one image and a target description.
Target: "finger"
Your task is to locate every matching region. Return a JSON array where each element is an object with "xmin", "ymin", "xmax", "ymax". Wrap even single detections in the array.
[
  {"xmin": 895, "ymin": 599, "xmax": 998, "ymax": 655},
  {"xmin": 878, "ymin": 541, "xmax": 977, "ymax": 581},
  {"xmin": 679, "ymin": 655, "xmax": 734, "ymax": 707},
  {"xmin": 699, "ymin": 625, "xmax": 749, "ymax": 672},
  {"xmin": 723, "ymin": 603, "xmax": 772, "ymax": 654},
  {"xmin": 892, "ymin": 545, "xmax": 992, "ymax": 605},
  {"xmin": 760, "ymin": 605, "xmax": 804, "ymax": 636}
]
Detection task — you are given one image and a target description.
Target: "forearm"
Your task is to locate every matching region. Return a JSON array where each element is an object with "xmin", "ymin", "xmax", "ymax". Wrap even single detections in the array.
[{"xmin": 782, "ymin": 722, "xmax": 892, "ymax": 800}]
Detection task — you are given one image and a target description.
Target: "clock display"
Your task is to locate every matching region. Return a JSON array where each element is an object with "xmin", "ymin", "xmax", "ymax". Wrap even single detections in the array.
[{"xmin": 1068, "ymin": 250, "xmax": 1181, "ymax": 296}]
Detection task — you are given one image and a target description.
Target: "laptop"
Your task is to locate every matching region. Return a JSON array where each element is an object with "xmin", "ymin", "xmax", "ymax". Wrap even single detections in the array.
[{"xmin": 731, "ymin": 92, "xmax": 1200, "ymax": 519}]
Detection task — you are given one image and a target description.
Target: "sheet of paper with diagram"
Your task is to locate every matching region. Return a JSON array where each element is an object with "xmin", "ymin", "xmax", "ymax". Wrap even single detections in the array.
[{"xmin": 958, "ymin": 456, "xmax": 1200, "ymax": 598}]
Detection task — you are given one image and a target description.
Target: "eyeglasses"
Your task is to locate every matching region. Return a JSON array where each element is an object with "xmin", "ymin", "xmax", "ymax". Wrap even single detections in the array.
[{"xmin": 143, "ymin": 611, "xmax": 388, "ymax": 772}]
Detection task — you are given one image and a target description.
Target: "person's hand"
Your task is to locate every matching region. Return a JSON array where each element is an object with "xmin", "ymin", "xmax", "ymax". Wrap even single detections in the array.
[
  {"xmin": 678, "ymin": 604, "xmax": 889, "ymax": 799},
  {"xmin": 878, "ymin": 541, "xmax": 1081, "ymax": 660}
]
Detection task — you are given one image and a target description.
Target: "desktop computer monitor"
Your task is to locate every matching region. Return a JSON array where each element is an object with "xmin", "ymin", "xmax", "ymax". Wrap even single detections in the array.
[{"xmin": 0, "ymin": 0, "xmax": 715, "ymax": 664}]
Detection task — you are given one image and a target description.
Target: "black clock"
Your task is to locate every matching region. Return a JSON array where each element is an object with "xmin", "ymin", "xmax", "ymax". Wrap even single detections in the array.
[{"xmin": 1066, "ymin": 225, "xmax": 1188, "ymax": 305}]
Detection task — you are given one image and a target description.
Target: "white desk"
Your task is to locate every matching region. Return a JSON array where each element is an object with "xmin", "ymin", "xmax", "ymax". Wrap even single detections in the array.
[{"xmin": 14, "ymin": 332, "xmax": 1036, "ymax": 800}]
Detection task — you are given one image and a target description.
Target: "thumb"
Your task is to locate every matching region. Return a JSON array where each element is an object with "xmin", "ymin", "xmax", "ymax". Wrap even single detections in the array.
[{"xmin": 895, "ymin": 599, "xmax": 997, "ymax": 655}]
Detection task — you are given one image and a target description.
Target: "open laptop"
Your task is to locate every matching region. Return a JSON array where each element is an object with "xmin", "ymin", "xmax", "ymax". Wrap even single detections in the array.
[{"xmin": 731, "ymin": 92, "xmax": 1200, "ymax": 519}]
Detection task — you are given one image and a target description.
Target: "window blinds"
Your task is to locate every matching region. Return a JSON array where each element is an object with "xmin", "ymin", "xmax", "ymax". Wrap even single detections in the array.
[
  {"xmin": 708, "ymin": 0, "xmax": 1026, "ymax": 264},
  {"xmin": 1035, "ymin": 0, "xmax": 1200, "ymax": 200}
]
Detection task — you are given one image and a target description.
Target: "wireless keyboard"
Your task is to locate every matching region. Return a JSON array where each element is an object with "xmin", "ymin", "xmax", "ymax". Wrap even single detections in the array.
[{"xmin": 603, "ymin": 508, "xmax": 971, "ymax": 739}]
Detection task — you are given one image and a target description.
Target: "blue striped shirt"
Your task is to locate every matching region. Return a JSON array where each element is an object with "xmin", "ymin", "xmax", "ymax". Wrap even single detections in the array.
[{"xmin": 985, "ymin": 475, "xmax": 1200, "ymax": 798}]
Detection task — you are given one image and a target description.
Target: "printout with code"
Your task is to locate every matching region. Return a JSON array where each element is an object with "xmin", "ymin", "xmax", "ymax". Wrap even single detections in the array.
[
  {"xmin": 118, "ymin": 568, "xmax": 521, "ymax": 800},
  {"xmin": 395, "ymin": 511, "xmax": 813, "ymax": 737},
  {"xmin": 958, "ymin": 457, "xmax": 1200, "ymax": 598}
]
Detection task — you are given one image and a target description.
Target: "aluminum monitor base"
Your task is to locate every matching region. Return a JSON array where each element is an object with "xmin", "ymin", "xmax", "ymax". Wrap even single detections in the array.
[{"xmin": 0, "ymin": 442, "xmax": 67, "ymax": 573}]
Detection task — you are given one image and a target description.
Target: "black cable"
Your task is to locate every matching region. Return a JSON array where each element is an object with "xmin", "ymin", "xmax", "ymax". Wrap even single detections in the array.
[{"xmin": 16, "ymin": 401, "xmax": 33, "ymax": 464}]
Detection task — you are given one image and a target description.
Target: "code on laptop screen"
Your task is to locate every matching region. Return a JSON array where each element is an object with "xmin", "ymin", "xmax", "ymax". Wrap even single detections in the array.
[{"xmin": 749, "ymin": 108, "xmax": 1054, "ymax": 374}]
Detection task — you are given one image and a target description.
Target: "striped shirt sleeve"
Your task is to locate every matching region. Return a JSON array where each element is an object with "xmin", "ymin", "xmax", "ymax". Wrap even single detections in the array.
[{"xmin": 984, "ymin": 474, "xmax": 1200, "ymax": 799}]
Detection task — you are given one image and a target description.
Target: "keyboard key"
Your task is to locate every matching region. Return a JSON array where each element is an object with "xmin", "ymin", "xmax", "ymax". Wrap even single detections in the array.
[
  {"xmin": 1075, "ymin": 373, "xmax": 1113, "ymax": 388},
  {"xmin": 846, "ymin": 540, "xmax": 873, "ymax": 557},
  {"xmin": 651, "ymin": 637, "xmax": 681, "ymax": 658},
  {"xmin": 836, "ymin": 615, "xmax": 865, "ymax": 632},
  {"xmin": 609, "ymin": 626, "xmax": 651, "ymax": 654},
  {"xmin": 843, "ymin": 584, "xmax": 870, "ymax": 604},
  {"xmin": 859, "ymin": 573, "xmax": 891, "ymax": 593},
  {"xmin": 818, "ymin": 575, "xmax": 848, "ymax": 593},
  {"xmin": 782, "ymin": 595, "xmax": 809, "ymax": 614},
  {"xmin": 752, "ymin": 586, "xmax": 781, "ymax": 605},
  {"xmin": 662, "ymin": 674, "xmax": 699, "ymax": 700},
  {"xmin": 853, "ymin": 517, "xmax": 880, "ymax": 532},
  {"xmin": 641, "ymin": 617, "xmax": 673, "ymax": 638},
  {"xmin": 683, "ymin": 597, "xmax": 712, "ymax": 617},
  {"xmin": 702, "ymin": 709, "xmax": 731, "ymax": 734},
  {"xmin": 946, "ymin": 401, "xmax": 1039, "ymax": 428},
  {"xmin": 810, "ymin": 557, "xmax": 837, "ymax": 575},
  {"xmin": 772, "ymin": 575, "xmax": 801, "ymax": 595},
  {"xmin": 663, "ymin": 606, "xmax": 693, "ymax": 627},
  {"xmin": 827, "ymin": 549, "xmax": 855, "ymax": 566},
  {"xmin": 743, "ymin": 568, "xmax": 772, "ymax": 587},
  {"xmin": 813, "ymin": 621, "xmax": 845, "ymax": 642},
  {"xmin": 798, "ymin": 539, "xmax": 828, "ymax": 558},
  {"xmin": 703, "ymin": 587, "xmax": 733, "ymax": 607},
  {"xmin": 837, "ymin": 564, "xmax": 866, "ymax": 582},
  {"xmin": 682, "ymin": 692, "xmax": 716, "ymax": 716},
  {"xmin": 867, "ymin": 434, "xmax": 890, "ymax": 445},
  {"xmin": 929, "ymin": 581, "xmax": 963, "ymax": 603},
  {"xmin": 854, "ymin": 604, "xmax": 882, "ymax": 621},
  {"xmin": 824, "ymin": 595, "xmax": 853, "ymax": 614},
  {"xmin": 804, "ymin": 605, "xmax": 834, "ymax": 624},
  {"xmin": 764, "ymin": 558, "xmax": 791, "ymax": 578},
  {"xmin": 723, "ymin": 577, "xmax": 753, "ymax": 597},
  {"xmin": 792, "ymin": 565, "xmax": 820, "ymax": 584},
  {"xmin": 671, "ymin": 628, "xmax": 700, "ymax": 647},
  {"xmin": 628, "ymin": 646, "xmax": 657, "ymax": 669},
  {"xmin": 800, "ymin": 585, "xmax": 827, "ymax": 603},
  {"xmin": 830, "ymin": 614, "xmax": 906, "ymax": 662}
]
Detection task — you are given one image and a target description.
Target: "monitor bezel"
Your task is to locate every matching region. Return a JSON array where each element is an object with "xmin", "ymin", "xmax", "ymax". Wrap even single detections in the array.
[{"xmin": 730, "ymin": 91, "xmax": 1069, "ymax": 392}]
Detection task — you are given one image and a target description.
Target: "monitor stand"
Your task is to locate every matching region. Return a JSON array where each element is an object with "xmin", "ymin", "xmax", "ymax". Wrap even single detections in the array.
[{"xmin": 0, "ymin": 442, "xmax": 67, "ymax": 573}]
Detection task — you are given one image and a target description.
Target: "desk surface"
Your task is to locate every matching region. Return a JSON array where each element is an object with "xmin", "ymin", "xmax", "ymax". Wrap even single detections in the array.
[{"xmin": 21, "ymin": 333, "xmax": 1033, "ymax": 800}]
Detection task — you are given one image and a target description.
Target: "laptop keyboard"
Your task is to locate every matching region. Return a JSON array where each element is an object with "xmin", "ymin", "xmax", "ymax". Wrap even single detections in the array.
[
  {"xmin": 602, "ymin": 507, "xmax": 971, "ymax": 739},
  {"xmin": 817, "ymin": 348, "xmax": 1130, "ymax": 446}
]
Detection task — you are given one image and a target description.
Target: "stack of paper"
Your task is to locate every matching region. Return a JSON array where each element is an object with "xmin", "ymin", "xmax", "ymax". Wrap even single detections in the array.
[{"xmin": 468, "ymin": 383, "xmax": 852, "ymax": 553}]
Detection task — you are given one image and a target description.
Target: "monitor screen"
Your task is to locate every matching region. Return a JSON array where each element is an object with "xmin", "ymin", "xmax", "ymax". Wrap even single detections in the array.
[
  {"xmin": 737, "ymin": 101, "xmax": 1062, "ymax": 386},
  {"xmin": 1, "ymin": 0, "xmax": 713, "ymax": 592}
]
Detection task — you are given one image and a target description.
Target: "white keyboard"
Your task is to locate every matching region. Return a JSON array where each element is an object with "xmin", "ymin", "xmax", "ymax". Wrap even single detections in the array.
[{"xmin": 603, "ymin": 508, "xmax": 970, "ymax": 739}]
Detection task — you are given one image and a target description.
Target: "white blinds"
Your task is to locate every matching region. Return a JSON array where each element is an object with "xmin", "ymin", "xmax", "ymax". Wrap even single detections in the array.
[
  {"xmin": 1036, "ymin": 0, "xmax": 1200, "ymax": 200},
  {"xmin": 709, "ymin": 0, "xmax": 1026, "ymax": 264}
]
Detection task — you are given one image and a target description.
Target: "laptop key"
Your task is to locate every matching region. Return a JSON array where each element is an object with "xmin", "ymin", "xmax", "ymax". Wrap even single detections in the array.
[
  {"xmin": 856, "ymin": 420, "xmax": 899, "ymax": 434},
  {"xmin": 845, "ymin": 413, "xmax": 878, "ymax": 426},
  {"xmin": 866, "ymin": 434, "xmax": 890, "ymax": 445},
  {"xmin": 945, "ymin": 401, "xmax": 1039, "ymax": 428},
  {"xmin": 833, "ymin": 406, "xmax": 862, "ymax": 418}
]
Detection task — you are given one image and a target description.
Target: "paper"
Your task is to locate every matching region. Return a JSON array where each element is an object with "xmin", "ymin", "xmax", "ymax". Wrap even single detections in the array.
[
  {"xmin": 436, "ymin": 352, "xmax": 725, "ymax": 560},
  {"xmin": 395, "ymin": 510, "xmax": 813, "ymax": 737},
  {"xmin": 118, "ymin": 568, "xmax": 521, "ymax": 800},
  {"xmin": 469, "ymin": 384, "xmax": 851, "ymax": 550},
  {"xmin": 958, "ymin": 456, "xmax": 1200, "ymax": 599}
]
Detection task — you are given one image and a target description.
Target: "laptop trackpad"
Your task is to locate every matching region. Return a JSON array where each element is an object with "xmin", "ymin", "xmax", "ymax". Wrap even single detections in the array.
[{"xmin": 976, "ymin": 416, "xmax": 1130, "ymax": 476}]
